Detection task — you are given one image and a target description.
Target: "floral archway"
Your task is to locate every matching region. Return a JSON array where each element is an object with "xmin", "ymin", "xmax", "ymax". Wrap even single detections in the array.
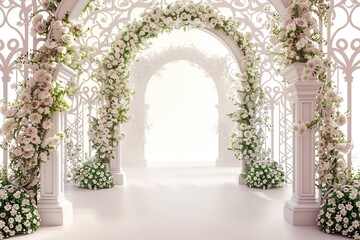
[
  {"xmin": 1, "ymin": 0, "xmax": 358, "ymax": 239},
  {"xmin": 88, "ymin": 1, "xmax": 268, "ymax": 175}
]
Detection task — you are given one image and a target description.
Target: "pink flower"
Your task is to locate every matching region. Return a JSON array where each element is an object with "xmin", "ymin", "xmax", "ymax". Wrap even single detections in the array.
[
  {"xmin": 38, "ymin": 91, "xmax": 51, "ymax": 100},
  {"xmin": 6, "ymin": 108, "xmax": 17, "ymax": 117},
  {"xmin": 42, "ymin": 120, "xmax": 53, "ymax": 130},
  {"xmin": 31, "ymin": 100, "xmax": 40, "ymax": 109},
  {"xmin": 25, "ymin": 126, "xmax": 38, "ymax": 136},
  {"xmin": 20, "ymin": 92, "xmax": 31, "ymax": 102},
  {"xmin": 35, "ymin": 22, "xmax": 46, "ymax": 34},
  {"xmin": 30, "ymin": 135, "xmax": 41, "ymax": 144},
  {"xmin": 43, "ymin": 97, "xmax": 53, "ymax": 106},
  {"xmin": 336, "ymin": 114, "xmax": 347, "ymax": 126},
  {"xmin": 42, "ymin": 0, "xmax": 50, "ymax": 9},
  {"xmin": 29, "ymin": 113, "xmax": 42, "ymax": 124},
  {"xmin": 295, "ymin": 18, "xmax": 307, "ymax": 28},
  {"xmin": 296, "ymin": 38, "xmax": 307, "ymax": 50},
  {"xmin": 23, "ymin": 151, "xmax": 34, "ymax": 159}
]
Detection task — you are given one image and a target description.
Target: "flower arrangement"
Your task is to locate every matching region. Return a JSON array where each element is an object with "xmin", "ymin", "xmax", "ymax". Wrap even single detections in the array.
[
  {"xmin": 0, "ymin": 0, "xmax": 95, "ymax": 200},
  {"xmin": 268, "ymin": 0, "xmax": 351, "ymax": 194},
  {"xmin": 75, "ymin": 161, "xmax": 115, "ymax": 190},
  {"xmin": 317, "ymin": 183, "xmax": 360, "ymax": 239},
  {"xmin": 245, "ymin": 161, "xmax": 285, "ymax": 189},
  {"xmin": 89, "ymin": 1, "xmax": 267, "ymax": 176},
  {"xmin": 0, "ymin": 185, "xmax": 40, "ymax": 239}
]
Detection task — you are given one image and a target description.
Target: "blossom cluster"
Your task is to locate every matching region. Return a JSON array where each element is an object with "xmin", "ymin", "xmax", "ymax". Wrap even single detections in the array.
[
  {"xmin": 75, "ymin": 161, "xmax": 115, "ymax": 190},
  {"xmin": 90, "ymin": 1, "xmax": 267, "ymax": 175},
  {"xmin": 268, "ymin": 0, "xmax": 327, "ymax": 67},
  {"xmin": 0, "ymin": 67, "xmax": 63, "ymax": 198},
  {"xmin": 318, "ymin": 183, "xmax": 360, "ymax": 239},
  {"xmin": 245, "ymin": 161, "xmax": 286, "ymax": 189},
  {"xmin": 0, "ymin": 185, "xmax": 40, "ymax": 239},
  {"xmin": 30, "ymin": 5, "xmax": 92, "ymax": 73}
]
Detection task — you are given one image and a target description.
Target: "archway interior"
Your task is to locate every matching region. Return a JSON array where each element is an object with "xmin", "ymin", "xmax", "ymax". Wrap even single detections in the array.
[
  {"xmin": 144, "ymin": 60, "xmax": 219, "ymax": 162},
  {"xmin": 123, "ymin": 28, "xmax": 239, "ymax": 164}
]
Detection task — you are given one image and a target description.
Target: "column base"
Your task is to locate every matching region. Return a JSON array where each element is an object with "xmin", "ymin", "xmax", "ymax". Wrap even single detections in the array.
[
  {"xmin": 37, "ymin": 198, "xmax": 73, "ymax": 226},
  {"xmin": 112, "ymin": 171, "xmax": 127, "ymax": 185},
  {"xmin": 284, "ymin": 198, "xmax": 320, "ymax": 226},
  {"xmin": 238, "ymin": 172, "xmax": 246, "ymax": 185}
]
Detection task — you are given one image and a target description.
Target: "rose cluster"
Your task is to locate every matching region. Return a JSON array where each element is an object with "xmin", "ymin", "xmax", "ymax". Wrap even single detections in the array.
[
  {"xmin": 268, "ymin": 0, "xmax": 324, "ymax": 67},
  {"xmin": 0, "ymin": 68, "xmax": 63, "ymax": 198}
]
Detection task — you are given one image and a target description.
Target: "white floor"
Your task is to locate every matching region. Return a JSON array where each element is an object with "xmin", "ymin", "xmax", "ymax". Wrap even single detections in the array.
[{"xmin": 16, "ymin": 165, "xmax": 346, "ymax": 240}]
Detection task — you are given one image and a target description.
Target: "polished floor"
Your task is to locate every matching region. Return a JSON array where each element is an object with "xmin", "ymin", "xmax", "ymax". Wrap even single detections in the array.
[{"xmin": 16, "ymin": 165, "xmax": 345, "ymax": 240}]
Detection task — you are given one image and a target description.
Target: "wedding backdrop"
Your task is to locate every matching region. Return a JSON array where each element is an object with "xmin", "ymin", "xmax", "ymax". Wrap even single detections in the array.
[{"xmin": 0, "ymin": 0, "xmax": 360, "ymax": 239}]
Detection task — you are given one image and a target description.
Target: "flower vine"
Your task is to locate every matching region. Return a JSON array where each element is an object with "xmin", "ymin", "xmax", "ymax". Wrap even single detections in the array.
[
  {"xmin": 0, "ymin": 0, "xmax": 96, "ymax": 200},
  {"xmin": 268, "ymin": 0, "xmax": 352, "ymax": 195},
  {"xmin": 89, "ymin": 1, "xmax": 268, "ymax": 174}
]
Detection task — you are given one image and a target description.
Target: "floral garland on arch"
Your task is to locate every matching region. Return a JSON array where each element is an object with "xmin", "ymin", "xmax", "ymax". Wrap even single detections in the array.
[
  {"xmin": 89, "ymin": 1, "xmax": 269, "ymax": 172},
  {"xmin": 268, "ymin": 0, "xmax": 352, "ymax": 195},
  {"xmin": 0, "ymin": 0, "xmax": 96, "ymax": 200}
]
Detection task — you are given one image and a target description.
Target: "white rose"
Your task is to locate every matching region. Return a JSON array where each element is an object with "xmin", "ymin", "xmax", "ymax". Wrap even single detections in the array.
[
  {"xmin": 2, "ymin": 117, "xmax": 16, "ymax": 133},
  {"xmin": 57, "ymin": 46, "xmax": 67, "ymax": 54},
  {"xmin": 59, "ymin": 27, "xmax": 69, "ymax": 34},
  {"xmin": 61, "ymin": 34, "xmax": 73, "ymax": 43}
]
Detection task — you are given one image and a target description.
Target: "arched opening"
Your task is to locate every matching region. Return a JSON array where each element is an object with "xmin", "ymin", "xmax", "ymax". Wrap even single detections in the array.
[
  {"xmin": 122, "ymin": 28, "xmax": 239, "ymax": 166},
  {"xmin": 144, "ymin": 60, "xmax": 219, "ymax": 163}
]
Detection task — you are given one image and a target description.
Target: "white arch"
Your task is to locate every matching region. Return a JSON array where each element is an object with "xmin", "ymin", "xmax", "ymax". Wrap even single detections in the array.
[{"xmin": 123, "ymin": 45, "xmax": 236, "ymax": 167}]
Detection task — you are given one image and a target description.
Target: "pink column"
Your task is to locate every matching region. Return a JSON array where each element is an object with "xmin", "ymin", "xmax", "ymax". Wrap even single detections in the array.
[
  {"xmin": 37, "ymin": 63, "xmax": 74, "ymax": 226},
  {"xmin": 282, "ymin": 63, "xmax": 321, "ymax": 226}
]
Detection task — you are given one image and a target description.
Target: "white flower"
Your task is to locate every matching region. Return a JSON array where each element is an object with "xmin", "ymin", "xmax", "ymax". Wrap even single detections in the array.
[
  {"xmin": 44, "ymin": 136, "xmax": 61, "ymax": 149},
  {"xmin": 1, "ymin": 118, "xmax": 16, "ymax": 135},
  {"xmin": 61, "ymin": 34, "xmax": 73, "ymax": 44},
  {"xmin": 57, "ymin": 46, "xmax": 67, "ymax": 54}
]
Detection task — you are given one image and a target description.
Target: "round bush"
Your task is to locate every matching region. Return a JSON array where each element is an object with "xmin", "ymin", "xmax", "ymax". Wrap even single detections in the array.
[
  {"xmin": 0, "ymin": 185, "xmax": 40, "ymax": 239},
  {"xmin": 245, "ymin": 160, "xmax": 285, "ymax": 189},
  {"xmin": 317, "ymin": 183, "xmax": 360, "ymax": 239},
  {"xmin": 75, "ymin": 161, "xmax": 115, "ymax": 190}
]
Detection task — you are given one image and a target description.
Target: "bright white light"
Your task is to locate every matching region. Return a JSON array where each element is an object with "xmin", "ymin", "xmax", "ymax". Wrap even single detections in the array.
[{"xmin": 144, "ymin": 60, "xmax": 218, "ymax": 162}]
